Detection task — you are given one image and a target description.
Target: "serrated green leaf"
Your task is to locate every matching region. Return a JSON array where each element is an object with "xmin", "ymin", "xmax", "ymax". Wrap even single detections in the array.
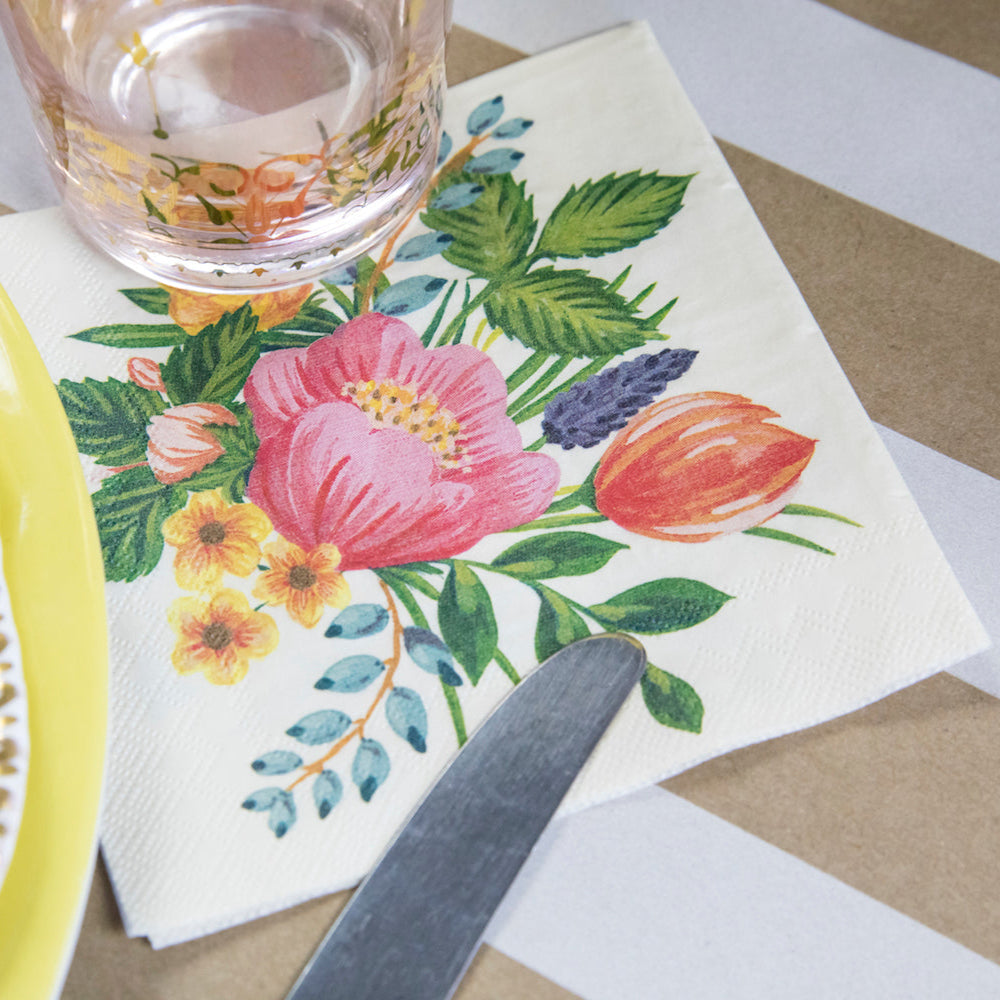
[
  {"xmin": 121, "ymin": 287, "xmax": 171, "ymax": 314},
  {"xmin": 537, "ymin": 172, "xmax": 693, "ymax": 259},
  {"xmin": 438, "ymin": 561, "xmax": 497, "ymax": 684},
  {"xmin": 533, "ymin": 584, "xmax": 591, "ymax": 662},
  {"xmin": 483, "ymin": 267, "xmax": 658, "ymax": 357},
  {"xmin": 57, "ymin": 377, "xmax": 165, "ymax": 467},
  {"xmin": 491, "ymin": 531, "xmax": 627, "ymax": 579},
  {"xmin": 640, "ymin": 664, "xmax": 704, "ymax": 733},
  {"xmin": 161, "ymin": 302, "xmax": 260, "ymax": 405},
  {"xmin": 182, "ymin": 404, "xmax": 259, "ymax": 500},
  {"xmin": 70, "ymin": 323, "xmax": 188, "ymax": 348},
  {"xmin": 421, "ymin": 170, "xmax": 536, "ymax": 279},
  {"xmin": 90, "ymin": 466, "xmax": 187, "ymax": 581},
  {"xmin": 352, "ymin": 256, "xmax": 390, "ymax": 314},
  {"xmin": 587, "ymin": 578, "xmax": 733, "ymax": 634}
]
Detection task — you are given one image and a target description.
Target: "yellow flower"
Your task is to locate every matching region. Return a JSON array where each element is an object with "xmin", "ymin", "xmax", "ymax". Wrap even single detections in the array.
[
  {"xmin": 252, "ymin": 539, "xmax": 351, "ymax": 628},
  {"xmin": 168, "ymin": 589, "xmax": 278, "ymax": 684},
  {"xmin": 163, "ymin": 490, "xmax": 271, "ymax": 590},
  {"xmin": 167, "ymin": 283, "xmax": 313, "ymax": 336}
]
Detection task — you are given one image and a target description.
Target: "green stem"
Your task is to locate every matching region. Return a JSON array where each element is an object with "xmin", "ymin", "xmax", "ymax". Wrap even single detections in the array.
[
  {"xmin": 507, "ymin": 356, "xmax": 572, "ymax": 417},
  {"xmin": 505, "ymin": 351, "xmax": 550, "ymax": 395},
  {"xmin": 511, "ymin": 356, "xmax": 611, "ymax": 424},
  {"xmin": 781, "ymin": 504, "xmax": 862, "ymax": 527},
  {"xmin": 493, "ymin": 649, "xmax": 521, "ymax": 685},
  {"xmin": 436, "ymin": 283, "xmax": 492, "ymax": 347},
  {"xmin": 441, "ymin": 681, "xmax": 468, "ymax": 747},
  {"xmin": 421, "ymin": 280, "xmax": 457, "ymax": 346},
  {"xmin": 373, "ymin": 570, "xmax": 430, "ymax": 629},
  {"xmin": 743, "ymin": 526, "xmax": 834, "ymax": 555},
  {"xmin": 504, "ymin": 512, "xmax": 608, "ymax": 532}
]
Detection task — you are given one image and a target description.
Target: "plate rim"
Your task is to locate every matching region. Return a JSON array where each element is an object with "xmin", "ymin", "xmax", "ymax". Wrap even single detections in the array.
[{"xmin": 0, "ymin": 283, "xmax": 109, "ymax": 999}]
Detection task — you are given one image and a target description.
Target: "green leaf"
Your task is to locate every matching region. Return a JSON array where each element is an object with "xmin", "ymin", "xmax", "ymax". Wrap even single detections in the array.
[
  {"xmin": 121, "ymin": 287, "xmax": 171, "ymax": 315},
  {"xmin": 742, "ymin": 526, "xmax": 834, "ymax": 555},
  {"xmin": 780, "ymin": 504, "xmax": 862, "ymax": 527},
  {"xmin": 533, "ymin": 584, "xmax": 591, "ymax": 662},
  {"xmin": 161, "ymin": 302, "xmax": 260, "ymax": 405},
  {"xmin": 438, "ymin": 561, "xmax": 498, "ymax": 684},
  {"xmin": 353, "ymin": 256, "xmax": 390, "ymax": 314},
  {"xmin": 182, "ymin": 404, "xmax": 259, "ymax": 500},
  {"xmin": 57, "ymin": 377, "xmax": 165, "ymax": 467},
  {"xmin": 491, "ymin": 531, "xmax": 627, "ymax": 579},
  {"xmin": 640, "ymin": 664, "xmax": 704, "ymax": 733},
  {"xmin": 90, "ymin": 466, "xmax": 187, "ymax": 581},
  {"xmin": 269, "ymin": 296, "xmax": 342, "ymax": 335},
  {"xmin": 536, "ymin": 172, "xmax": 693, "ymax": 259},
  {"xmin": 421, "ymin": 171, "xmax": 536, "ymax": 280},
  {"xmin": 483, "ymin": 267, "xmax": 661, "ymax": 357},
  {"xmin": 70, "ymin": 323, "xmax": 188, "ymax": 348},
  {"xmin": 587, "ymin": 578, "xmax": 733, "ymax": 634}
]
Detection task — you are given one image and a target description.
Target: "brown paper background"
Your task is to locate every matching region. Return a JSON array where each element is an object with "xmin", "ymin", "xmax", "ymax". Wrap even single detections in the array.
[{"xmin": 7, "ymin": 6, "xmax": 989, "ymax": 997}]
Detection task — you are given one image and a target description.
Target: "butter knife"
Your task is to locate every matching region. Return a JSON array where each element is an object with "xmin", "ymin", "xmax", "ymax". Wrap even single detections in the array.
[{"xmin": 285, "ymin": 632, "xmax": 646, "ymax": 1000}]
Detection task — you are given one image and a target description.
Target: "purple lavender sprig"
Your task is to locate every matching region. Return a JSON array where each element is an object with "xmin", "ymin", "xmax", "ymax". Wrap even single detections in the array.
[{"xmin": 541, "ymin": 347, "xmax": 697, "ymax": 449}]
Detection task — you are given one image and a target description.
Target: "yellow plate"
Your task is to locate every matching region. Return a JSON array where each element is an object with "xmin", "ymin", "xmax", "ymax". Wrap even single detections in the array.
[{"xmin": 0, "ymin": 285, "xmax": 108, "ymax": 999}]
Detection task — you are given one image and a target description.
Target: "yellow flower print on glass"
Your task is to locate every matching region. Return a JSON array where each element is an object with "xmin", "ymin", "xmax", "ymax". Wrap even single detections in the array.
[
  {"xmin": 163, "ymin": 490, "xmax": 271, "ymax": 591},
  {"xmin": 168, "ymin": 589, "xmax": 278, "ymax": 685},
  {"xmin": 253, "ymin": 540, "xmax": 351, "ymax": 629}
]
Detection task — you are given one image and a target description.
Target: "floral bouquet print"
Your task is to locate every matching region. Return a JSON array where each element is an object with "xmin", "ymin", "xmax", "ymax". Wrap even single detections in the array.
[{"xmin": 0, "ymin": 24, "xmax": 985, "ymax": 944}]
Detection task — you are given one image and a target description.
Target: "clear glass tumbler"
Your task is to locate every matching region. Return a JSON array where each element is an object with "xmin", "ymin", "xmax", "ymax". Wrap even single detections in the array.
[{"xmin": 0, "ymin": 0, "xmax": 451, "ymax": 290}]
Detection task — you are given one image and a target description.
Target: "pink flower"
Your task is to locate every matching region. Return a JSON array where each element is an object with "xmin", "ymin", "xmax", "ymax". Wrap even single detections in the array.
[
  {"xmin": 244, "ymin": 313, "xmax": 559, "ymax": 570},
  {"xmin": 127, "ymin": 356, "xmax": 166, "ymax": 392},
  {"xmin": 147, "ymin": 403, "xmax": 238, "ymax": 484}
]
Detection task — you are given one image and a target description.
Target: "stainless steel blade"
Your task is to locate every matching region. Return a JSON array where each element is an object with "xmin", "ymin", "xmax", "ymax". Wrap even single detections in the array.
[{"xmin": 285, "ymin": 633, "xmax": 646, "ymax": 1000}]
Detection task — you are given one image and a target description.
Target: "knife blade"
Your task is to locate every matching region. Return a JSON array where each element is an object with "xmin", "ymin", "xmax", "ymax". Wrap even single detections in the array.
[{"xmin": 285, "ymin": 632, "xmax": 646, "ymax": 1000}]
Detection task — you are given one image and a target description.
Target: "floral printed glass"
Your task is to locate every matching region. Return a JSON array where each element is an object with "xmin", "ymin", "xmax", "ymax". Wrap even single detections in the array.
[{"xmin": 0, "ymin": 0, "xmax": 450, "ymax": 291}]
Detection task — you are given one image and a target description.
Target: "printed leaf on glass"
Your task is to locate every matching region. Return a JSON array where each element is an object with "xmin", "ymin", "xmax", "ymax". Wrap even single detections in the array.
[
  {"xmin": 534, "ymin": 584, "xmax": 591, "ymax": 662},
  {"xmin": 586, "ymin": 578, "xmax": 733, "ymax": 634},
  {"xmin": 483, "ymin": 267, "xmax": 661, "ymax": 356},
  {"xmin": 536, "ymin": 172, "xmax": 694, "ymax": 259},
  {"xmin": 57, "ymin": 377, "xmax": 166, "ymax": 467},
  {"xmin": 438, "ymin": 562, "xmax": 498, "ymax": 685},
  {"xmin": 640, "ymin": 664, "xmax": 704, "ymax": 733},
  {"xmin": 491, "ymin": 531, "xmax": 627, "ymax": 579},
  {"xmin": 161, "ymin": 302, "xmax": 261, "ymax": 406},
  {"xmin": 385, "ymin": 687, "xmax": 429, "ymax": 753},
  {"xmin": 422, "ymin": 171, "xmax": 536, "ymax": 280},
  {"xmin": 352, "ymin": 738, "xmax": 390, "ymax": 802},
  {"xmin": 90, "ymin": 465, "xmax": 187, "ymax": 581}
]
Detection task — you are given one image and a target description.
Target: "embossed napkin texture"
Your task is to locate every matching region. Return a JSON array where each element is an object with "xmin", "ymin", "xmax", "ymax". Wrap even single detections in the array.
[{"xmin": 0, "ymin": 23, "xmax": 987, "ymax": 946}]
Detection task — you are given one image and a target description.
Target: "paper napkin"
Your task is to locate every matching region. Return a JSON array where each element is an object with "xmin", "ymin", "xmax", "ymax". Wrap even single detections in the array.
[{"xmin": 0, "ymin": 23, "xmax": 988, "ymax": 947}]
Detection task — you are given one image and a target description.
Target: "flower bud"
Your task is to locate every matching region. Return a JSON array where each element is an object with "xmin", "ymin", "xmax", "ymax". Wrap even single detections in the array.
[
  {"xmin": 146, "ymin": 403, "xmax": 238, "ymax": 484},
  {"xmin": 127, "ymin": 356, "xmax": 166, "ymax": 392},
  {"xmin": 594, "ymin": 392, "xmax": 816, "ymax": 542}
]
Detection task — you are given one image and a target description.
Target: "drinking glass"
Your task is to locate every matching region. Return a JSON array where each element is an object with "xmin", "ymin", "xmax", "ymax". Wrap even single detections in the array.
[{"xmin": 0, "ymin": 0, "xmax": 451, "ymax": 290}]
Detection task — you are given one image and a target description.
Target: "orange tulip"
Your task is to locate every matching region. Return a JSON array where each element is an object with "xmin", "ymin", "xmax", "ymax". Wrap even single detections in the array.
[
  {"xmin": 127, "ymin": 356, "xmax": 166, "ymax": 392},
  {"xmin": 594, "ymin": 392, "xmax": 816, "ymax": 542}
]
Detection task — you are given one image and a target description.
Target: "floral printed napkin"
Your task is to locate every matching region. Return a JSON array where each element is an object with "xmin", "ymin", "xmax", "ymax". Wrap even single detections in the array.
[{"xmin": 0, "ymin": 23, "xmax": 988, "ymax": 947}]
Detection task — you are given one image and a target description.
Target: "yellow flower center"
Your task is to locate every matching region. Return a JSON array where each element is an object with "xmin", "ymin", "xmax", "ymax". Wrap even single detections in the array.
[
  {"xmin": 198, "ymin": 520, "xmax": 227, "ymax": 545},
  {"xmin": 201, "ymin": 621, "xmax": 233, "ymax": 650},
  {"xmin": 343, "ymin": 380, "xmax": 467, "ymax": 469},
  {"xmin": 288, "ymin": 565, "xmax": 317, "ymax": 591}
]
